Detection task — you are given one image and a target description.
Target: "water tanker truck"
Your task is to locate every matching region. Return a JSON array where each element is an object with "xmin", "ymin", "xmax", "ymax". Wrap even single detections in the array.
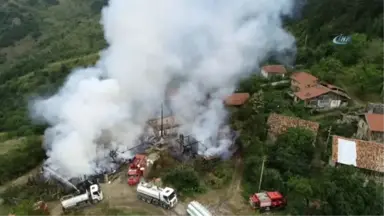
[
  {"xmin": 60, "ymin": 183, "xmax": 103, "ymax": 212},
  {"xmin": 187, "ymin": 201, "xmax": 212, "ymax": 216},
  {"xmin": 136, "ymin": 181, "xmax": 178, "ymax": 209}
]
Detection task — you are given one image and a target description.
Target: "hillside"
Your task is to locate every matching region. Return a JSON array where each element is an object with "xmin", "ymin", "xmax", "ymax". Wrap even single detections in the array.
[
  {"xmin": 0, "ymin": 0, "xmax": 106, "ymax": 69},
  {"xmin": 0, "ymin": 0, "xmax": 104, "ymax": 187},
  {"xmin": 288, "ymin": 0, "xmax": 383, "ymax": 101},
  {"xmin": 0, "ymin": 0, "xmax": 383, "ymax": 215}
]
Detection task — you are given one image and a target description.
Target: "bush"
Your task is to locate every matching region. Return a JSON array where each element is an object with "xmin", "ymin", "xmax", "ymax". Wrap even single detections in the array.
[
  {"xmin": 192, "ymin": 156, "xmax": 235, "ymax": 189},
  {"xmin": 146, "ymin": 152, "xmax": 179, "ymax": 179},
  {"xmin": 7, "ymin": 199, "xmax": 49, "ymax": 215},
  {"xmin": 1, "ymin": 179, "xmax": 67, "ymax": 206},
  {"xmin": 162, "ymin": 165, "xmax": 204, "ymax": 196}
]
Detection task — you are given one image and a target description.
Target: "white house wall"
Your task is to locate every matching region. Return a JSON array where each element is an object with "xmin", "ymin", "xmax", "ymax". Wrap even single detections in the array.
[{"xmin": 330, "ymin": 100, "xmax": 341, "ymax": 108}]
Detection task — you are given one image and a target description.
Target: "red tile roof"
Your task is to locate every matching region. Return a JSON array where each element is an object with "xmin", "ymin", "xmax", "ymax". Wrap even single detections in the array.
[
  {"xmin": 332, "ymin": 135, "xmax": 384, "ymax": 173},
  {"xmin": 365, "ymin": 113, "xmax": 384, "ymax": 132},
  {"xmin": 290, "ymin": 72, "xmax": 318, "ymax": 84},
  {"xmin": 294, "ymin": 85, "xmax": 330, "ymax": 100},
  {"xmin": 224, "ymin": 93, "xmax": 250, "ymax": 106},
  {"xmin": 267, "ymin": 113, "xmax": 320, "ymax": 137},
  {"xmin": 262, "ymin": 65, "xmax": 287, "ymax": 74}
]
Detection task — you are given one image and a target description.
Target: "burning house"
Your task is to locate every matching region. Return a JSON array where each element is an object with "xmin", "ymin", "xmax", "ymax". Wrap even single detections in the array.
[
  {"xmin": 167, "ymin": 125, "xmax": 239, "ymax": 162},
  {"xmin": 147, "ymin": 115, "xmax": 179, "ymax": 137}
]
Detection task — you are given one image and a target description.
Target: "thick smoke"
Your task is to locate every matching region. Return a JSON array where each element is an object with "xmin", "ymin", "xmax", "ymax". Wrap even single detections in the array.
[{"xmin": 31, "ymin": 0, "xmax": 296, "ymax": 178}]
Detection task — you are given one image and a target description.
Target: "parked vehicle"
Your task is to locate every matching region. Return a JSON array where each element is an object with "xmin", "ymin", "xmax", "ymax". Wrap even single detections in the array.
[
  {"xmin": 60, "ymin": 183, "xmax": 103, "ymax": 212},
  {"xmin": 187, "ymin": 201, "xmax": 212, "ymax": 216},
  {"xmin": 127, "ymin": 154, "xmax": 147, "ymax": 186},
  {"xmin": 249, "ymin": 191, "xmax": 286, "ymax": 211},
  {"xmin": 136, "ymin": 181, "xmax": 178, "ymax": 209},
  {"xmin": 43, "ymin": 166, "xmax": 105, "ymax": 213}
]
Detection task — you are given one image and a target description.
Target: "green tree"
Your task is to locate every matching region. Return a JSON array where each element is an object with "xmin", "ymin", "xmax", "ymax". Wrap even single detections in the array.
[
  {"xmin": 162, "ymin": 165, "xmax": 203, "ymax": 195},
  {"xmin": 268, "ymin": 127, "xmax": 316, "ymax": 177},
  {"xmin": 313, "ymin": 166, "xmax": 384, "ymax": 215},
  {"xmin": 310, "ymin": 57, "xmax": 344, "ymax": 83},
  {"xmin": 287, "ymin": 176, "xmax": 313, "ymax": 207}
]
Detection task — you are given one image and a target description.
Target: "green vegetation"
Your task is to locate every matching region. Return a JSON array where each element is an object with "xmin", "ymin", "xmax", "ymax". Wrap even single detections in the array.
[
  {"xmin": 2, "ymin": 181, "xmax": 66, "ymax": 205},
  {"xmin": 0, "ymin": 0, "xmax": 382, "ymax": 215},
  {"xmin": 0, "ymin": 0, "xmax": 104, "ymax": 193},
  {"xmin": 0, "ymin": 0, "xmax": 104, "ymax": 181},
  {"xmin": 289, "ymin": 0, "xmax": 383, "ymax": 102},
  {"xmin": 10, "ymin": 201, "xmax": 149, "ymax": 216},
  {"xmin": 1, "ymin": 200, "xmax": 49, "ymax": 216},
  {"xmin": 234, "ymin": 78, "xmax": 383, "ymax": 215},
  {"xmin": 0, "ymin": 0, "xmax": 106, "ymax": 66},
  {"xmin": 0, "ymin": 136, "xmax": 44, "ymax": 185},
  {"xmin": 148, "ymin": 152, "xmax": 234, "ymax": 198},
  {"xmin": 163, "ymin": 165, "xmax": 204, "ymax": 196}
]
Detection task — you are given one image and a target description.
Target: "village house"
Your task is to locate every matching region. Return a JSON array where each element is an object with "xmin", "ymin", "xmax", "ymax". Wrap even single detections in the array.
[
  {"xmin": 261, "ymin": 65, "xmax": 287, "ymax": 79},
  {"xmin": 366, "ymin": 103, "xmax": 384, "ymax": 114},
  {"xmin": 331, "ymin": 135, "xmax": 384, "ymax": 174},
  {"xmin": 147, "ymin": 115, "xmax": 179, "ymax": 137},
  {"xmin": 356, "ymin": 113, "xmax": 384, "ymax": 143},
  {"xmin": 147, "ymin": 93, "xmax": 250, "ymax": 137},
  {"xmin": 224, "ymin": 93, "xmax": 250, "ymax": 106},
  {"xmin": 293, "ymin": 85, "xmax": 350, "ymax": 110},
  {"xmin": 289, "ymin": 72, "xmax": 350, "ymax": 110},
  {"xmin": 266, "ymin": 113, "xmax": 320, "ymax": 143},
  {"xmin": 290, "ymin": 72, "xmax": 318, "ymax": 92}
]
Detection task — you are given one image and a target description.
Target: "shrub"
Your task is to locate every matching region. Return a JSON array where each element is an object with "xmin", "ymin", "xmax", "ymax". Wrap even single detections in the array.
[{"xmin": 162, "ymin": 165, "xmax": 204, "ymax": 196}]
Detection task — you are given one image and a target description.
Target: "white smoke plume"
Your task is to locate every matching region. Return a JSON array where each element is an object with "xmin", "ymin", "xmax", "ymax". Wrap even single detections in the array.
[{"xmin": 31, "ymin": 0, "xmax": 296, "ymax": 178}]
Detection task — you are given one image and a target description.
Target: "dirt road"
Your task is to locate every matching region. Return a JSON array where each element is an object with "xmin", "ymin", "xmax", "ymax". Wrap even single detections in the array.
[
  {"xmin": 4, "ymin": 156, "xmax": 252, "ymax": 216},
  {"xmin": 188, "ymin": 155, "xmax": 255, "ymax": 216},
  {"xmin": 49, "ymin": 174, "xmax": 168, "ymax": 216}
]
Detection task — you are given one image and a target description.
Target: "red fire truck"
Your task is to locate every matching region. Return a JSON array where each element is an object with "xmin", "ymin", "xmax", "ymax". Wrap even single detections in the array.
[
  {"xmin": 127, "ymin": 154, "xmax": 147, "ymax": 186},
  {"xmin": 249, "ymin": 191, "xmax": 286, "ymax": 211}
]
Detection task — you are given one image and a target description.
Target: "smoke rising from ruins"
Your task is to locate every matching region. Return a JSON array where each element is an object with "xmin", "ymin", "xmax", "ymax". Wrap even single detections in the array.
[{"xmin": 31, "ymin": 0, "xmax": 296, "ymax": 178}]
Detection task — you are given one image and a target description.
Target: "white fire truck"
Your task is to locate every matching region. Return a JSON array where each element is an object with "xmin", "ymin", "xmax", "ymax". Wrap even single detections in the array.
[{"xmin": 136, "ymin": 181, "xmax": 178, "ymax": 209}]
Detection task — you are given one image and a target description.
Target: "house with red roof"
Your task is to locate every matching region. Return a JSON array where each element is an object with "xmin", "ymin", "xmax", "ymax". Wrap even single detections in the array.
[
  {"xmin": 356, "ymin": 113, "xmax": 384, "ymax": 143},
  {"xmin": 290, "ymin": 72, "xmax": 318, "ymax": 91},
  {"xmin": 267, "ymin": 113, "xmax": 320, "ymax": 142},
  {"xmin": 289, "ymin": 72, "xmax": 350, "ymax": 110},
  {"xmin": 331, "ymin": 135, "xmax": 384, "ymax": 173},
  {"xmin": 224, "ymin": 93, "xmax": 250, "ymax": 106},
  {"xmin": 261, "ymin": 65, "xmax": 287, "ymax": 79}
]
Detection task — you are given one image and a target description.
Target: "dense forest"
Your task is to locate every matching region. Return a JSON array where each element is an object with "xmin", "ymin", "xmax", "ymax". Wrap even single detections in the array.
[{"xmin": 0, "ymin": 0, "xmax": 382, "ymax": 215}]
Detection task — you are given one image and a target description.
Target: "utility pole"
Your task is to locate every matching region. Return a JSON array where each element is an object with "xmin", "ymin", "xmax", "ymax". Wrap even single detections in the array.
[
  {"xmin": 325, "ymin": 126, "xmax": 332, "ymax": 145},
  {"xmin": 380, "ymin": 83, "xmax": 384, "ymax": 97},
  {"xmin": 160, "ymin": 103, "xmax": 164, "ymax": 137},
  {"xmin": 258, "ymin": 156, "xmax": 266, "ymax": 192},
  {"xmin": 304, "ymin": 34, "xmax": 308, "ymax": 48}
]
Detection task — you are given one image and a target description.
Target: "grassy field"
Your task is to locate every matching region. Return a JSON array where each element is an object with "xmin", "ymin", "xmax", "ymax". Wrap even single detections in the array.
[
  {"xmin": 0, "ymin": 137, "xmax": 27, "ymax": 154},
  {"xmin": 0, "ymin": 0, "xmax": 105, "ymax": 69}
]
